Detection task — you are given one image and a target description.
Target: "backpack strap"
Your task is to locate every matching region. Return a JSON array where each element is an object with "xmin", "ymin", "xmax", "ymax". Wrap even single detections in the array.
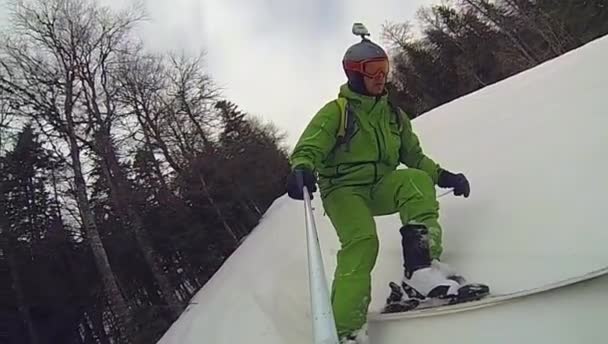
[
  {"xmin": 388, "ymin": 99, "xmax": 403, "ymax": 132},
  {"xmin": 335, "ymin": 97, "xmax": 348, "ymax": 143},
  {"xmin": 335, "ymin": 97, "xmax": 357, "ymax": 149},
  {"xmin": 334, "ymin": 97, "xmax": 402, "ymax": 150}
]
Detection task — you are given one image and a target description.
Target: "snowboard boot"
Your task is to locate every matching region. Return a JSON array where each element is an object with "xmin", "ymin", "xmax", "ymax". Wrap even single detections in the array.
[
  {"xmin": 399, "ymin": 224, "xmax": 490, "ymax": 305},
  {"xmin": 382, "ymin": 224, "xmax": 490, "ymax": 313},
  {"xmin": 433, "ymin": 259, "xmax": 467, "ymax": 285},
  {"xmin": 341, "ymin": 336, "xmax": 357, "ymax": 344},
  {"xmin": 340, "ymin": 326, "xmax": 369, "ymax": 344},
  {"xmin": 400, "ymin": 224, "xmax": 460, "ymax": 300}
]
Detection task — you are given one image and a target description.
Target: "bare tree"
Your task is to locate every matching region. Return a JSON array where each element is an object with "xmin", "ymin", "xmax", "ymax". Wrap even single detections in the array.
[
  {"xmin": 56, "ymin": 0, "xmax": 186, "ymax": 318},
  {"xmin": 115, "ymin": 51, "xmax": 174, "ymax": 197},
  {"xmin": 499, "ymin": 0, "xmax": 575, "ymax": 56},
  {"xmin": 166, "ymin": 52, "xmax": 219, "ymax": 150},
  {"xmin": 117, "ymin": 51, "xmax": 240, "ymax": 245},
  {"xmin": 0, "ymin": 0, "xmax": 138, "ymax": 340},
  {"xmin": 381, "ymin": 21, "xmax": 414, "ymax": 51},
  {"xmin": 461, "ymin": 0, "xmax": 539, "ymax": 65}
]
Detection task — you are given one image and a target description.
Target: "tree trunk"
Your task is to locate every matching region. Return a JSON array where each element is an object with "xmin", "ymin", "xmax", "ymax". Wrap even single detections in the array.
[
  {"xmin": 134, "ymin": 105, "xmax": 239, "ymax": 247},
  {"xmin": 0, "ymin": 171, "xmax": 39, "ymax": 344},
  {"xmin": 241, "ymin": 199, "xmax": 259, "ymax": 225},
  {"xmin": 136, "ymin": 106, "xmax": 184, "ymax": 176},
  {"xmin": 80, "ymin": 313, "xmax": 96, "ymax": 344},
  {"xmin": 93, "ymin": 131, "xmax": 184, "ymax": 319},
  {"xmin": 137, "ymin": 116, "xmax": 172, "ymax": 199},
  {"xmin": 179, "ymin": 92, "xmax": 212, "ymax": 148},
  {"xmin": 65, "ymin": 126, "xmax": 132, "ymax": 343},
  {"xmin": 248, "ymin": 198, "xmax": 263, "ymax": 216},
  {"xmin": 4, "ymin": 235, "xmax": 40, "ymax": 344},
  {"xmin": 146, "ymin": 134, "xmax": 170, "ymax": 195},
  {"xmin": 463, "ymin": 0, "xmax": 539, "ymax": 65},
  {"xmin": 503, "ymin": 0, "xmax": 571, "ymax": 56},
  {"xmin": 90, "ymin": 306, "xmax": 111, "ymax": 344},
  {"xmin": 198, "ymin": 174, "xmax": 239, "ymax": 244},
  {"xmin": 50, "ymin": 166, "xmax": 63, "ymax": 221}
]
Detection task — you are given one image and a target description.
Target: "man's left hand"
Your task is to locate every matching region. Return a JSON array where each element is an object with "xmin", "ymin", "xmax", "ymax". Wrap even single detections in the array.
[{"xmin": 438, "ymin": 169, "xmax": 470, "ymax": 198}]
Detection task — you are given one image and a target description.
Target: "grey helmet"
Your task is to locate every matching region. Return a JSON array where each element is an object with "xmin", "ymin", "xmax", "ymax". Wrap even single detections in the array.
[{"xmin": 342, "ymin": 23, "xmax": 388, "ymax": 95}]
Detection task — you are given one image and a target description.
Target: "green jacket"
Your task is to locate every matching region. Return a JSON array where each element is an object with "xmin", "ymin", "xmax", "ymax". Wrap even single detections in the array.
[{"xmin": 290, "ymin": 84, "xmax": 442, "ymax": 198}]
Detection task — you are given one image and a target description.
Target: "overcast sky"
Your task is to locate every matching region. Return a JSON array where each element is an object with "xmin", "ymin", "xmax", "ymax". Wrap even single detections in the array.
[{"xmin": 0, "ymin": 0, "xmax": 437, "ymax": 147}]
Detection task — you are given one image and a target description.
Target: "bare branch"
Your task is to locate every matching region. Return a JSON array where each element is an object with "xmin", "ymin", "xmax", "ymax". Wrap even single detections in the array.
[{"xmin": 381, "ymin": 21, "xmax": 414, "ymax": 50}]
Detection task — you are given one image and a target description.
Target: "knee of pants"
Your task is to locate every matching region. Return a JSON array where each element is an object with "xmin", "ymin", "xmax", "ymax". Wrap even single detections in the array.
[
  {"xmin": 336, "ymin": 234, "xmax": 380, "ymax": 275},
  {"xmin": 394, "ymin": 169, "xmax": 434, "ymax": 192}
]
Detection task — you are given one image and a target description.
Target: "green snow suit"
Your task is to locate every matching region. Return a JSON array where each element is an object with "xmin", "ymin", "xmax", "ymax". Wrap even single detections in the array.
[{"xmin": 290, "ymin": 84, "xmax": 444, "ymax": 339}]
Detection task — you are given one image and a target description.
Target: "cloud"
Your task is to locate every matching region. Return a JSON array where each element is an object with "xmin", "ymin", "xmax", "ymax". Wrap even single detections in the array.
[
  {"xmin": 0, "ymin": 0, "xmax": 437, "ymax": 147},
  {"xmin": 0, "ymin": 0, "xmax": 10, "ymax": 28},
  {"xmin": 202, "ymin": 1, "xmax": 439, "ymax": 146}
]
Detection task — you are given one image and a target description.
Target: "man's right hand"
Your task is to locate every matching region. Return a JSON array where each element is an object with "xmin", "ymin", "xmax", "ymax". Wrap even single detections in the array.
[{"xmin": 286, "ymin": 167, "xmax": 317, "ymax": 200}]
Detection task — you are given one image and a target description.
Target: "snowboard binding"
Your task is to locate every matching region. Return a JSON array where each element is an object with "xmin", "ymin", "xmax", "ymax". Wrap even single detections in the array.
[
  {"xmin": 382, "ymin": 281, "xmax": 420, "ymax": 313},
  {"xmin": 382, "ymin": 279, "xmax": 490, "ymax": 313},
  {"xmin": 381, "ymin": 223, "xmax": 490, "ymax": 313}
]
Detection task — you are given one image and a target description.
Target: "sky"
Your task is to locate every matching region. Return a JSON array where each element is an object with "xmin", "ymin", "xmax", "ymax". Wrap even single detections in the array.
[{"xmin": 0, "ymin": 0, "xmax": 438, "ymax": 147}]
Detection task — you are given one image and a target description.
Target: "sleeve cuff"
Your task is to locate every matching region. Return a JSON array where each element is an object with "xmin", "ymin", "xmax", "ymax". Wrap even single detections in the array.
[{"xmin": 291, "ymin": 158, "xmax": 314, "ymax": 171}]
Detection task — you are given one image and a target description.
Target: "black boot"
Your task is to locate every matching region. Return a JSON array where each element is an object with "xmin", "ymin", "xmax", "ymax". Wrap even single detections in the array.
[
  {"xmin": 400, "ymin": 223, "xmax": 456, "ymax": 299},
  {"xmin": 399, "ymin": 224, "xmax": 491, "ymax": 303},
  {"xmin": 399, "ymin": 223, "xmax": 432, "ymax": 279}
]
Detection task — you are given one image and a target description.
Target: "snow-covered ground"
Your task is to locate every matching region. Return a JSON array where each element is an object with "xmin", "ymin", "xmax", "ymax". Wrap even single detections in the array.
[{"xmin": 157, "ymin": 34, "xmax": 608, "ymax": 344}]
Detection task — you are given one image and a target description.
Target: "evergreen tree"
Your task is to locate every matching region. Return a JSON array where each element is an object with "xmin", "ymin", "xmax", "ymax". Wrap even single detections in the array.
[
  {"xmin": 385, "ymin": 0, "xmax": 608, "ymax": 116},
  {"xmin": 0, "ymin": 125, "xmax": 84, "ymax": 343}
]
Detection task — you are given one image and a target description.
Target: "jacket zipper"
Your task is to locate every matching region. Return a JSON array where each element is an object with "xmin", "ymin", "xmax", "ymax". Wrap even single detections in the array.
[
  {"xmin": 372, "ymin": 102, "xmax": 384, "ymax": 183},
  {"xmin": 374, "ymin": 127, "xmax": 382, "ymax": 162},
  {"xmin": 372, "ymin": 100, "xmax": 385, "ymax": 164},
  {"xmin": 373, "ymin": 125, "xmax": 383, "ymax": 184}
]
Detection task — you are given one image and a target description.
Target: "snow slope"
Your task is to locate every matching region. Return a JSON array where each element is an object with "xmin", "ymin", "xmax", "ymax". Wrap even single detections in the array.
[{"xmin": 157, "ymin": 34, "xmax": 608, "ymax": 344}]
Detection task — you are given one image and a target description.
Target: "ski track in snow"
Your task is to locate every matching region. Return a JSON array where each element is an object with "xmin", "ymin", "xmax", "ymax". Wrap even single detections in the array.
[{"xmin": 157, "ymin": 35, "xmax": 608, "ymax": 344}]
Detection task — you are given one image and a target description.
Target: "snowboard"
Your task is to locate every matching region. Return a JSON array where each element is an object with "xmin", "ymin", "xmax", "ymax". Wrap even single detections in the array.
[{"xmin": 371, "ymin": 265, "xmax": 608, "ymax": 321}]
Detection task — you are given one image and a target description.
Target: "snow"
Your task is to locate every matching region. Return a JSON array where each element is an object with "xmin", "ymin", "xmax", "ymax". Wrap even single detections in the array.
[{"xmin": 157, "ymin": 34, "xmax": 608, "ymax": 344}]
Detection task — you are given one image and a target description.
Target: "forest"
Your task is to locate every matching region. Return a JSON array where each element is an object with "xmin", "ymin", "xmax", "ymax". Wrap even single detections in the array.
[
  {"xmin": 0, "ymin": 0, "xmax": 606, "ymax": 343},
  {"xmin": 384, "ymin": 0, "xmax": 608, "ymax": 117}
]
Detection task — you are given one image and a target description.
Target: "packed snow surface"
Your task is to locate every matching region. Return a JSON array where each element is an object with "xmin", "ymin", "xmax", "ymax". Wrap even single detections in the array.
[{"xmin": 158, "ymin": 35, "xmax": 608, "ymax": 344}]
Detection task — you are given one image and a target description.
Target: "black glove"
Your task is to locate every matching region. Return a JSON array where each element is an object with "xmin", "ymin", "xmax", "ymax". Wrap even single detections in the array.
[
  {"xmin": 286, "ymin": 167, "xmax": 317, "ymax": 200},
  {"xmin": 438, "ymin": 169, "xmax": 470, "ymax": 198}
]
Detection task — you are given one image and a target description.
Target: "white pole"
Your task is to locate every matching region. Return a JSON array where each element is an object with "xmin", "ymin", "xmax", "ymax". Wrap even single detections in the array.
[{"xmin": 302, "ymin": 184, "xmax": 340, "ymax": 344}]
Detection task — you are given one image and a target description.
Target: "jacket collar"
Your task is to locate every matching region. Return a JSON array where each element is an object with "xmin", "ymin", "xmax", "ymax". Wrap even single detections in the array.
[{"xmin": 338, "ymin": 83, "xmax": 388, "ymax": 114}]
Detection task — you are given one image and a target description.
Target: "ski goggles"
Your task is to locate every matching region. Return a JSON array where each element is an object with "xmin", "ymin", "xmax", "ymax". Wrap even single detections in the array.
[{"xmin": 344, "ymin": 57, "xmax": 389, "ymax": 78}]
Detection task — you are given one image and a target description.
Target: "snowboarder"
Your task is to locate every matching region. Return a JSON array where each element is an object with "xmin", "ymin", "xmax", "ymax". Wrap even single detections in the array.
[{"xmin": 286, "ymin": 24, "xmax": 473, "ymax": 343}]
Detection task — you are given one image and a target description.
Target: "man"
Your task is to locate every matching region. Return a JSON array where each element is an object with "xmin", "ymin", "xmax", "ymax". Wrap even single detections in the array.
[{"xmin": 286, "ymin": 26, "xmax": 472, "ymax": 343}]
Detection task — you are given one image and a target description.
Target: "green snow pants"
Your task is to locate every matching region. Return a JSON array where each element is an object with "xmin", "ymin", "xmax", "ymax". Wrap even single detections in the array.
[{"xmin": 321, "ymin": 168, "xmax": 442, "ymax": 339}]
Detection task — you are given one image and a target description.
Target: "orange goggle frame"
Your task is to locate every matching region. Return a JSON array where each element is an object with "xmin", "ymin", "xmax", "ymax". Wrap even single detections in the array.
[{"xmin": 344, "ymin": 58, "xmax": 389, "ymax": 78}]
